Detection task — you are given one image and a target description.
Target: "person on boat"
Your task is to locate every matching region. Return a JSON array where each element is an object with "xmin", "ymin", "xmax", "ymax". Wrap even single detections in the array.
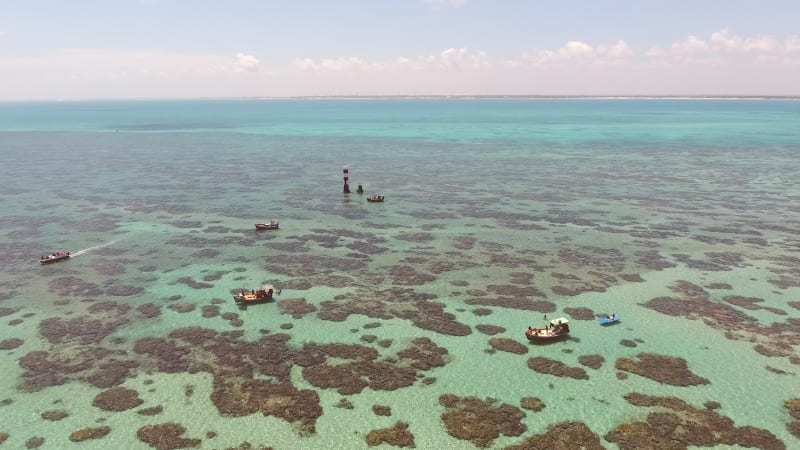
[{"xmin": 610, "ymin": 313, "xmax": 615, "ymax": 320}]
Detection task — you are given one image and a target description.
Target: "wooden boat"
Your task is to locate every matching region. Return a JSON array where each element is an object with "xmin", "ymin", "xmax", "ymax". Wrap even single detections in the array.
[
  {"xmin": 599, "ymin": 315, "xmax": 620, "ymax": 325},
  {"xmin": 367, "ymin": 195, "xmax": 384, "ymax": 202},
  {"xmin": 233, "ymin": 284, "xmax": 281, "ymax": 305},
  {"xmin": 525, "ymin": 318, "xmax": 570, "ymax": 342},
  {"xmin": 40, "ymin": 251, "xmax": 70, "ymax": 264},
  {"xmin": 255, "ymin": 219, "xmax": 279, "ymax": 230}
]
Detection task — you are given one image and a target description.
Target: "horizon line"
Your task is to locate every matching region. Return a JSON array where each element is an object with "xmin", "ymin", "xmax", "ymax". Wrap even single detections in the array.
[{"xmin": 3, "ymin": 94, "xmax": 800, "ymax": 103}]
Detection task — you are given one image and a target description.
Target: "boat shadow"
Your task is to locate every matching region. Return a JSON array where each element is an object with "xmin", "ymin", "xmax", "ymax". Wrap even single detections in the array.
[{"xmin": 527, "ymin": 335, "xmax": 579, "ymax": 346}]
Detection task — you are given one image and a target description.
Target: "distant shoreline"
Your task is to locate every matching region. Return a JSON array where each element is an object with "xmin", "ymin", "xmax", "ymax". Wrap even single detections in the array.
[
  {"xmin": 269, "ymin": 94, "xmax": 800, "ymax": 100},
  {"xmin": 3, "ymin": 95, "xmax": 800, "ymax": 103}
]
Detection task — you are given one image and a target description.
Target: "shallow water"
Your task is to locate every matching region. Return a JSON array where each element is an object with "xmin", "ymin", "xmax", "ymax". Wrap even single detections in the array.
[{"xmin": 0, "ymin": 99, "xmax": 799, "ymax": 449}]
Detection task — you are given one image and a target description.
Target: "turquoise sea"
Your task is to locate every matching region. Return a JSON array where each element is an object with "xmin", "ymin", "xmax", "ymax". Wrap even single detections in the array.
[{"xmin": 0, "ymin": 99, "xmax": 799, "ymax": 449}]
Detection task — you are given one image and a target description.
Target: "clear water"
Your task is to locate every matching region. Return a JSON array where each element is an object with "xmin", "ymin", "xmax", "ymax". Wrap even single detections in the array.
[{"xmin": 0, "ymin": 99, "xmax": 798, "ymax": 449}]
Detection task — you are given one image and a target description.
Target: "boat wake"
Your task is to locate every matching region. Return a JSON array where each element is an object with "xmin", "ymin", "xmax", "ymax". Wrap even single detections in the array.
[{"xmin": 71, "ymin": 238, "xmax": 124, "ymax": 257}]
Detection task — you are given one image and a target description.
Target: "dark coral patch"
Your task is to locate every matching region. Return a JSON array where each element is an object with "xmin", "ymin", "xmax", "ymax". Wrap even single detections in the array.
[
  {"xmin": 211, "ymin": 378, "xmax": 321, "ymax": 435},
  {"xmin": 527, "ymin": 357, "xmax": 589, "ymax": 380},
  {"xmin": 0, "ymin": 338, "xmax": 23, "ymax": 350},
  {"xmin": 92, "ymin": 386, "xmax": 144, "ymax": 412},
  {"xmin": 465, "ymin": 289, "xmax": 556, "ymax": 313},
  {"xmin": 506, "ymin": 421, "xmax": 603, "ymax": 450},
  {"xmin": 138, "ymin": 405, "xmax": 164, "ymax": 416},
  {"xmin": 278, "ymin": 298, "xmax": 318, "ymax": 318},
  {"xmin": 45, "ymin": 304, "xmax": 127, "ymax": 346},
  {"xmin": 520, "ymin": 397, "xmax": 545, "ymax": 412},
  {"xmin": 723, "ymin": 295, "xmax": 765, "ymax": 310},
  {"xmin": 578, "ymin": 354, "xmax": 605, "ymax": 370},
  {"xmin": 137, "ymin": 303, "xmax": 162, "ymax": 318},
  {"xmin": 319, "ymin": 288, "xmax": 471, "ymax": 336},
  {"xmin": 475, "ymin": 324, "xmax": 505, "ymax": 335},
  {"xmin": 136, "ymin": 423, "xmax": 202, "ymax": 450},
  {"xmin": 176, "ymin": 276, "xmax": 213, "ymax": 289},
  {"xmin": 563, "ymin": 307, "xmax": 595, "ymax": 320},
  {"xmin": 372, "ymin": 405, "xmax": 392, "ymax": 416},
  {"xmin": 168, "ymin": 303, "xmax": 196, "ymax": 313},
  {"xmin": 106, "ymin": 285, "xmax": 143, "ymax": 296},
  {"xmin": 25, "ymin": 436, "xmax": 45, "ymax": 448},
  {"xmin": 488, "ymin": 337, "xmax": 528, "ymax": 355},
  {"xmin": 41, "ymin": 409, "xmax": 69, "ymax": 421},
  {"xmin": 606, "ymin": 393, "xmax": 784, "ymax": 450},
  {"xmin": 69, "ymin": 426, "xmax": 111, "ymax": 442},
  {"xmin": 439, "ymin": 395, "xmax": 526, "ymax": 448},
  {"xmin": 615, "ymin": 353, "xmax": 709, "ymax": 386},
  {"xmin": 365, "ymin": 421, "xmax": 415, "ymax": 448}
]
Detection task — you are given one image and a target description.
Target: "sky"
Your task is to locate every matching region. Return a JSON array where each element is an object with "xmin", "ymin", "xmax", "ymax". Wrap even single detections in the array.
[{"xmin": 1, "ymin": 0, "xmax": 799, "ymax": 100}]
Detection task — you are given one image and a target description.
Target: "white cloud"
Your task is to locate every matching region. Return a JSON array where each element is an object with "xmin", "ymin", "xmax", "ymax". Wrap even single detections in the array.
[
  {"xmin": 786, "ymin": 35, "xmax": 800, "ymax": 52},
  {"xmin": 234, "ymin": 53, "xmax": 260, "ymax": 73},
  {"xmin": 440, "ymin": 47, "xmax": 489, "ymax": 69},
  {"xmin": 597, "ymin": 40, "xmax": 634, "ymax": 58},
  {"xmin": 671, "ymin": 35, "xmax": 709, "ymax": 54},
  {"xmin": 644, "ymin": 46, "xmax": 665, "ymax": 57},
  {"xmin": 293, "ymin": 47, "xmax": 489, "ymax": 73},
  {"xmin": 3, "ymin": 29, "xmax": 800, "ymax": 100},
  {"xmin": 710, "ymin": 28, "xmax": 780, "ymax": 52}
]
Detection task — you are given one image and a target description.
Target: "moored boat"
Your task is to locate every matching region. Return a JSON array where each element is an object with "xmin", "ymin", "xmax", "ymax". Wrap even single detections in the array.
[
  {"xmin": 599, "ymin": 314, "xmax": 620, "ymax": 325},
  {"xmin": 233, "ymin": 284, "xmax": 281, "ymax": 305},
  {"xmin": 367, "ymin": 195, "xmax": 384, "ymax": 202},
  {"xmin": 525, "ymin": 318, "xmax": 570, "ymax": 342},
  {"xmin": 40, "ymin": 251, "xmax": 70, "ymax": 264},
  {"xmin": 255, "ymin": 219, "xmax": 279, "ymax": 230}
]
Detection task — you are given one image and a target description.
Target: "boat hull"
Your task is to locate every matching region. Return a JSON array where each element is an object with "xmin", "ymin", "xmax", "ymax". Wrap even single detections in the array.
[
  {"xmin": 40, "ymin": 255, "xmax": 70, "ymax": 264},
  {"xmin": 599, "ymin": 317, "xmax": 620, "ymax": 325},
  {"xmin": 525, "ymin": 331, "xmax": 568, "ymax": 342}
]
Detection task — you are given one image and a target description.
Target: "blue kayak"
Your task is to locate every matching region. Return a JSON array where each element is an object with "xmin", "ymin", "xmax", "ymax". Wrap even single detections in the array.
[{"xmin": 599, "ymin": 316, "xmax": 620, "ymax": 325}]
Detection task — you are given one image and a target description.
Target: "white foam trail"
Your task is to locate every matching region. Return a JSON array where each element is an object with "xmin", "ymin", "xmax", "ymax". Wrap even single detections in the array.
[{"xmin": 71, "ymin": 238, "xmax": 124, "ymax": 257}]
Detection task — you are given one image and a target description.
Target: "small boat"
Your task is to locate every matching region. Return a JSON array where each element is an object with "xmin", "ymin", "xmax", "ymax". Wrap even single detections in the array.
[
  {"xmin": 255, "ymin": 219, "xmax": 279, "ymax": 230},
  {"xmin": 233, "ymin": 284, "xmax": 281, "ymax": 305},
  {"xmin": 525, "ymin": 318, "xmax": 570, "ymax": 342},
  {"xmin": 599, "ymin": 314, "xmax": 620, "ymax": 325},
  {"xmin": 367, "ymin": 195, "xmax": 384, "ymax": 202},
  {"xmin": 40, "ymin": 251, "xmax": 70, "ymax": 264}
]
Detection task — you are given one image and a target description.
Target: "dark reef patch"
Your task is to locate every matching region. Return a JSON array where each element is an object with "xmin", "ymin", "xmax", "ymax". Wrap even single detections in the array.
[
  {"xmin": 92, "ymin": 386, "xmax": 144, "ymax": 412},
  {"xmin": 606, "ymin": 393, "xmax": 785, "ymax": 450},
  {"xmin": 0, "ymin": 338, "xmax": 23, "ymax": 350},
  {"xmin": 136, "ymin": 423, "xmax": 202, "ymax": 450},
  {"xmin": 527, "ymin": 357, "xmax": 589, "ymax": 380},
  {"xmin": 475, "ymin": 324, "xmax": 505, "ymax": 335},
  {"xmin": 488, "ymin": 337, "xmax": 528, "ymax": 355},
  {"xmin": 365, "ymin": 422, "xmax": 415, "ymax": 448},
  {"xmin": 506, "ymin": 421, "xmax": 603, "ymax": 450},
  {"xmin": 578, "ymin": 354, "xmax": 605, "ymax": 370},
  {"xmin": 615, "ymin": 353, "xmax": 709, "ymax": 386},
  {"xmin": 69, "ymin": 426, "xmax": 111, "ymax": 442},
  {"xmin": 563, "ymin": 307, "xmax": 596, "ymax": 321},
  {"xmin": 438, "ymin": 394, "xmax": 526, "ymax": 448}
]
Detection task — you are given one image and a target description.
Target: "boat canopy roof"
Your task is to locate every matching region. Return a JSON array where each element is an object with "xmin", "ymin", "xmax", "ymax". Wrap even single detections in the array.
[{"xmin": 550, "ymin": 317, "xmax": 569, "ymax": 325}]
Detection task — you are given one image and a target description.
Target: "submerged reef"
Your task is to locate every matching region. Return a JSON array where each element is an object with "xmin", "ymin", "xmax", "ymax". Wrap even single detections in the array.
[
  {"xmin": 506, "ymin": 421, "xmax": 604, "ymax": 450},
  {"xmin": 439, "ymin": 394, "xmax": 526, "ymax": 448},
  {"xmin": 365, "ymin": 422, "xmax": 415, "ymax": 448},
  {"xmin": 615, "ymin": 353, "xmax": 709, "ymax": 386},
  {"xmin": 527, "ymin": 356, "xmax": 589, "ymax": 380},
  {"xmin": 605, "ymin": 393, "xmax": 785, "ymax": 450}
]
